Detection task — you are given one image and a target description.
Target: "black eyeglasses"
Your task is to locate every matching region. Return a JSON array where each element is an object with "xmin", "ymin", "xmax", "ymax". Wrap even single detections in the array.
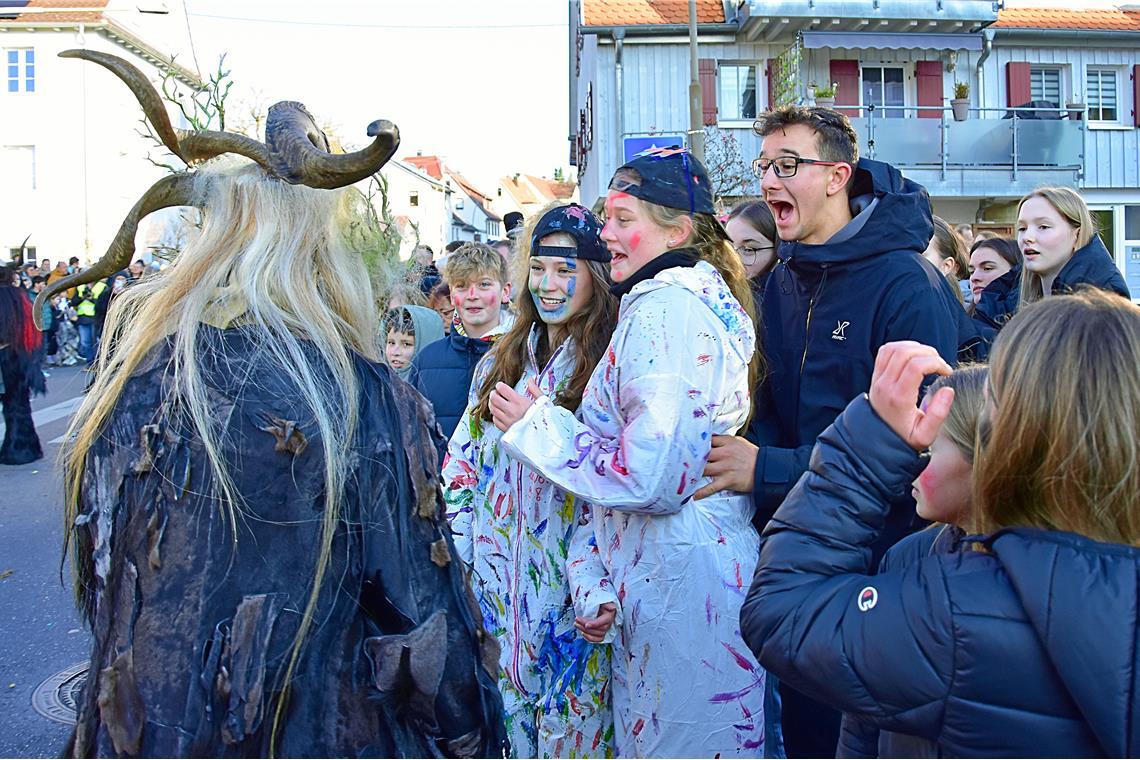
[
  {"xmin": 734, "ymin": 243, "xmax": 776, "ymax": 263},
  {"xmin": 752, "ymin": 156, "xmax": 849, "ymax": 179}
]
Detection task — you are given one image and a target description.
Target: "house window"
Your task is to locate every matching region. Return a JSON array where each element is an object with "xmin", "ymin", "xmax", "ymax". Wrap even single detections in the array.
[
  {"xmin": 1030, "ymin": 67, "xmax": 1062, "ymax": 105},
  {"xmin": 862, "ymin": 66, "xmax": 905, "ymax": 117},
  {"xmin": 1086, "ymin": 68, "xmax": 1119, "ymax": 122},
  {"xmin": 1, "ymin": 145, "xmax": 35, "ymax": 189},
  {"xmin": 409, "ymin": 190, "xmax": 419, "ymax": 207},
  {"xmin": 718, "ymin": 64, "xmax": 756, "ymax": 121},
  {"xmin": 5, "ymin": 48, "xmax": 34, "ymax": 93}
]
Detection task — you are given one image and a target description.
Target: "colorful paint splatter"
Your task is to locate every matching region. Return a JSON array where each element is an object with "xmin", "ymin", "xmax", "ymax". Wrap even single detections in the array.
[
  {"xmin": 501, "ymin": 261, "xmax": 766, "ymax": 757},
  {"xmin": 444, "ymin": 325, "xmax": 614, "ymax": 758}
]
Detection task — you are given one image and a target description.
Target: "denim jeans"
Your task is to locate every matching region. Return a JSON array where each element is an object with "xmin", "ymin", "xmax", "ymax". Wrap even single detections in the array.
[{"xmin": 77, "ymin": 321, "xmax": 95, "ymax": 365}]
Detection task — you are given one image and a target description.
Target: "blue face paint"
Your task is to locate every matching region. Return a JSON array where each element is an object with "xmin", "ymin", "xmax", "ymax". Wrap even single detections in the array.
[{"xmin": 529, "ymin": 255, "xmax": 580, "ymax": 324}]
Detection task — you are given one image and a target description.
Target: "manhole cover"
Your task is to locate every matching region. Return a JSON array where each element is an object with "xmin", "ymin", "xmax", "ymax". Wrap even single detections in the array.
[{"xmin": 31, "ymin": 661, "xmax": 89, "ymax": 725}]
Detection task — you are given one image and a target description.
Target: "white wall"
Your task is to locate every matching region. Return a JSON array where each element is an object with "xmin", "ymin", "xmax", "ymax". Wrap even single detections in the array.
[
  {"xmin": 375, "ymin": 161, "xmax": 449, "ymax": 259},
  {"xmin": 0, "ymin": 28, "xmax": 195, "ymax": 267}
]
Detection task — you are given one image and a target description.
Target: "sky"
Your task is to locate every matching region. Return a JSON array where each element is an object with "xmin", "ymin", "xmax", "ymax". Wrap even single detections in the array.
[{"xmin": 123, "ymin": 0, "xmax": 573, "ymax": 192}]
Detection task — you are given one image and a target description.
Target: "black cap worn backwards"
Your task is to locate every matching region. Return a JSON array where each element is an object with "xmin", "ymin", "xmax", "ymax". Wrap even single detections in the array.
[
  {"xmin": 530, "ymin": 203, "xmax": 611, "ymax": 263},
  {"xmin": 610, "ymin": 145, "xmax": 715, "ymax": 216}
]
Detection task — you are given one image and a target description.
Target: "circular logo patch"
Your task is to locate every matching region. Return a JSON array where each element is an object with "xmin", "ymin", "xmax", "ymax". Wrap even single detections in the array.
[{"xmin": 857, "ymin": 586, "xmax": 878, "ymax": 612}]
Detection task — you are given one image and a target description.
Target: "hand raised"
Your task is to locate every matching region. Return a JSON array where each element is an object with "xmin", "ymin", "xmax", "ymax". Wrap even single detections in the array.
[{"xmin": 868, "ymin": 341, "xmax": 954, "ymax": 452}]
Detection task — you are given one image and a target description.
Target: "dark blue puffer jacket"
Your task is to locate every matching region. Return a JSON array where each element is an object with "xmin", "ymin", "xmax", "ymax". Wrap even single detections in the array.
[
  {"xmin": 748, "ymin": 158, "xmax": 960, "ymax": 531},
  {"xmin": 742, "ymin": 394, "xmax": 1139, "ymax": 757},
  {"xmin": 411, "ymin": 330, "xmax": 493, "ymax": 447}
]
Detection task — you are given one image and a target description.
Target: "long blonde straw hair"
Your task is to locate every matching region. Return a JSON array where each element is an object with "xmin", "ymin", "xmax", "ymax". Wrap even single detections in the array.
[
  {"xmin": 63, "ymin": 160, "xmax": 380, "ymax": 748},
  {"xmin": 974, "ymin": 289, "xmax": 1140, "ymax": 544}
]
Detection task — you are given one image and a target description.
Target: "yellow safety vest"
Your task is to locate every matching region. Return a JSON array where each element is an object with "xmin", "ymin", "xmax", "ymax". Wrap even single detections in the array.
[{"xmin": 75, "ymin": 281, "xmax": 107, "ymax": 317}]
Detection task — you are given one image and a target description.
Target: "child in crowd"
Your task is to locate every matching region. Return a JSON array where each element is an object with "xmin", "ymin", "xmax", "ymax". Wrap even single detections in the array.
[
  {"xmin": 836, "ymin": 364, "xmax": 988, "ymax": 757},
  {"xmin": 427, "ymin": 282, "xmax": 455, "ymax": 334},
  {"xmin": 381, "ymin": 304, "xmax": 444, "ymax": 382},
  {"xmin": 412, "ymin": 242, "xmax": 512, "ymax": 446},
  {"xmin": 744, "ymin": 289, "xmax": 1140, "ymax": 757},
  {"xmin": 443, "ymin": 202, "xmax": 618, "ymax": 758}
]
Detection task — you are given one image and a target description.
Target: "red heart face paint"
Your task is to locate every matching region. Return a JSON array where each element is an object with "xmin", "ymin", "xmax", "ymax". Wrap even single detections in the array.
[
  {"xmin": 601, "ymin": 190, "xmax": 674, "ymax": 283},
  {"xmin": 911, "ymin": 431, "xmax": 973, "ymax": 526}
]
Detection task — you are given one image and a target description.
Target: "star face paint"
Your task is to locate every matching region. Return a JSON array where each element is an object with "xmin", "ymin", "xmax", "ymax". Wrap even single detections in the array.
[
  {"xmin": 601, "ymin": 190, "xmax": 675, "ymax": 283},
  {"xmin": 528, "ymin": 254, "xmax": 594, "ymax": 325}
]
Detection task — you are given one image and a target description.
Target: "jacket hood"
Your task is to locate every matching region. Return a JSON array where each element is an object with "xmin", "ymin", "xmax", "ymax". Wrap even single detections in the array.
[
  {"xmin": 1055, "ymin": 235, "xmax": 1131, "ymax": 298},
  {"xmin": 627, "ymin": 259, "xmax": 755, "ymax": 362},
  {"xmin": 988, "ymin": 527, "xmax": 1140, "ymax": 756},
  {"xmin": 780, "ymin": 158, "xmax": 934, "ymax": 268}
]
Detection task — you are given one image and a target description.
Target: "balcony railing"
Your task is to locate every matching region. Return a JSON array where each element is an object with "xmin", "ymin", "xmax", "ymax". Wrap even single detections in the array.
[{"xmin": 850, "ymin": 105, "xmax": 1085, "ymax": 180}]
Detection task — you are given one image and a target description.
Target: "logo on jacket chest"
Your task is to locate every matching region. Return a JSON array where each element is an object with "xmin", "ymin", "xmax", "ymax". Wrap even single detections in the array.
[{"xmin": 832, "ymin": 320, "xmax": 850, "ymax": 342}]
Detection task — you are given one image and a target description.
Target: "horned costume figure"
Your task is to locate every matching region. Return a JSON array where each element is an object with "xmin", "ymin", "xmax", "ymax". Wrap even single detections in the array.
[{"xmin": 39, "ymin": 50, "xmax": 509, "ymax": 758}]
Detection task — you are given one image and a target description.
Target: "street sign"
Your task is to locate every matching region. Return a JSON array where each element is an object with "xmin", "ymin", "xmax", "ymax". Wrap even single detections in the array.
[{"xmin": 623, "ymin": 135, "xmax": 686, "ymax": 162}]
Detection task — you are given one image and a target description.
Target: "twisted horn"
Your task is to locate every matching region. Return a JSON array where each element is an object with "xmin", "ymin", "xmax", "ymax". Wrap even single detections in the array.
[
  {"xmin": 177, "ymin": 129, "xmax": 272, "ymax": 168},
  {"xmin": 60, "ymin": 49, "xmax": 186, "ymax": 162},
  {"xmin": 264, "ymin": 101, "xmax": 400, "ymax": 189},
  {"xmin": 33, "ymin": 174, "xmax": 197, "ymax": 330}
]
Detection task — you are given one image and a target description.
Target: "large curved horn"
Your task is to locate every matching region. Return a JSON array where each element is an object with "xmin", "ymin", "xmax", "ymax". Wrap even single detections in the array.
[
  {"xmin": 264, "ymin": 101, "xmax": 400, "ymax": 189},
  {"xmin": 60, "ymin": 49, "xmax": 186, "ymax": 162},
  {"xmin": 33, "ymin": 174, "xmax": 197, "ymax": 330},
  {"xmin": 177, "ymin": 129, "xmax": 272, "ymax": 168}
]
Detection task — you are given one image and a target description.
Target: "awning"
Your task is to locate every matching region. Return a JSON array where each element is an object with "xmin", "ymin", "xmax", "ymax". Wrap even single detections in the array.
[{"xmin": 801, "ymin": 31, "xmax": 983, "ymax": 50}]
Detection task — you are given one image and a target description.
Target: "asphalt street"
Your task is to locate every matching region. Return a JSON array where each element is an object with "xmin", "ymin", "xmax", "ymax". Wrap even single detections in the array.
[{"xmin": 0, "ymin": 364, "xmax": 93, "ymax": 757}]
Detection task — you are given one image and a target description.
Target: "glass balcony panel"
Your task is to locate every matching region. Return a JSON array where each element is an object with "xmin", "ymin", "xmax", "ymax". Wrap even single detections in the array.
[{"xmin": 849, "ymin": 117, "xmax": 942, "ymax": 165}]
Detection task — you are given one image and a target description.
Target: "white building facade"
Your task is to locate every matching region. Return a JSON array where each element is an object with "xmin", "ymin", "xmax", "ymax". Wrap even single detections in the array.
[{"xmin": 1, "ymin": 2, "xmax": 202, "ymax": 267}]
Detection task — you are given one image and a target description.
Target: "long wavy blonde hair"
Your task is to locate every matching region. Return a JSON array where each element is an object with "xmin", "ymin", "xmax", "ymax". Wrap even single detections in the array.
[{"xmin": 63, "ymin": 160, "xmax": 380, "ymax": 748}]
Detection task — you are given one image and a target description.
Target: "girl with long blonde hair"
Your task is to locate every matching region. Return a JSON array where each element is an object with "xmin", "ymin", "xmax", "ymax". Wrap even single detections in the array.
[
  {"xmin": 487, "ymin": 147, "xmax": 766, "ymax": 757},
  {"xmin": 744, "ymin": 289, "xmax": 1140, "ymax": 756}
]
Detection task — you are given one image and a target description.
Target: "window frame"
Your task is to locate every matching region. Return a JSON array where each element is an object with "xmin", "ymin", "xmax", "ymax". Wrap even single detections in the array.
[
  {"xmin": 1028, "ymin": 65, "xmax": 1065, "ymax": 107},
  {"xmin": 1085, "ymin": 65, "xmax": 1128, "ymax": 128},
  {"xmin": 716, "ymin": 61, "xmax": 761, "ymax": 127},
  {"xmin": 859, "ymin": 62, "xmax": 910, "ymax": 118},
  {"xmin": 5, "ymin": 47, "xmax": 35, "ymax": 94}
]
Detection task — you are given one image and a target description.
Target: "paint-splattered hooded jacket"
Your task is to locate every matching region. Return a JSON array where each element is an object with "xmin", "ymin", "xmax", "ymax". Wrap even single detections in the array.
[
  {"xmin": 501, "ymin": 260, "xmax": 766, "ymax": 758},
  {"xmin": 442, "ymin": 324, "xmax": 613, "ymax": 758},
  {"xmin": 743, "ymin": 394, "xmax": 1136, "ymax": 757},
  {"xmin": 69, "ymin": 327, "xmax": 508, "ymax": 758}
]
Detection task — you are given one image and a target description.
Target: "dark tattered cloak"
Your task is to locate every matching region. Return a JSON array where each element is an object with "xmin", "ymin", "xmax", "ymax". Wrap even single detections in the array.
[{"xmin": 68, "ymin": 327, "xmax": 507, "ymax": 758}]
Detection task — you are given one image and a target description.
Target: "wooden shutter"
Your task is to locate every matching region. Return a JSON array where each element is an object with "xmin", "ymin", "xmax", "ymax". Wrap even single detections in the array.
[
  {"xmin": 699, "ymin": 59, "xmax": 718, "ymax": 125},
  {"xmin": 915, "ymin": 60, "xmax": 944, "ymax": 118},
  {"xmin": 1006, "ymin": 61, "xmax": 1031, "ymax": 107},
  {"xmin": 766, "ymin": 58, "xmax": 777, "ymax": 110},
  {"xmin": 829, "ymin": 59, "xmax": 860, "ymax": 116},
  {"xmin": 1133, "ymin": 65, "xmax": 1140, "ymax": 127}
]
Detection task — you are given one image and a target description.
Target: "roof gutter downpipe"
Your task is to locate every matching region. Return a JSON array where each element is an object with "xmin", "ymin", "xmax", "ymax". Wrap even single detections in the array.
[
  {"xmin": 976, "ymin": 28, "xmax": 994, "ymax": 113},
  {"xmin": 614, "ymin": 28, "xmax": 625, "ymax": 173}
]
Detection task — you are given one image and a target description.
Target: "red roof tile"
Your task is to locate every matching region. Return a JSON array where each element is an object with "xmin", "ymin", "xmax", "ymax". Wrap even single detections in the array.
[
  {"xmin": 404, "ymin": 155, "xmax": 443, "ymax": 180},
  {"xmin": 13, "ymin": 0, "xmax": 107, "ymax": 23},
  {"xmin": 583, "ymin": 0, "xmax": 725, "ymax": 27},
  {"xmin": 994, "ymin": 7, "xmax": 1140, "ymax": 31}
]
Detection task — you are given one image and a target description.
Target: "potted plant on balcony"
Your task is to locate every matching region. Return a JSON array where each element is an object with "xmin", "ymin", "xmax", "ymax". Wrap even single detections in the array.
[
  {"xmin": 1067, "ymin": 94, "xmax": 1084, "ymax": 121},
  {"xmin": 813, "ymin": 82, "xmax": 838, "ymax": 109},
  {"xmin": 951, "ymin": 81, "xmax": 970, "ymax": 122}
]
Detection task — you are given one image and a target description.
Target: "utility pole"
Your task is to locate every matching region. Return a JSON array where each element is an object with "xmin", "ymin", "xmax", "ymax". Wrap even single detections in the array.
[{"xmin": 687, "ymin": 0, "xmax": 705, "ymax": 163}]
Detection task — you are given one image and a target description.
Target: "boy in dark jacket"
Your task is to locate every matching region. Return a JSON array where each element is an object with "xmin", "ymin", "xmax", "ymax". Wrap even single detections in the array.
[
  {"xmin": 697, "ymin": 106, "xmax": 961, "ymax": 758},
  {"xmin": 412, "ymin": 242, "xmax": 512, "ymax": 448}
]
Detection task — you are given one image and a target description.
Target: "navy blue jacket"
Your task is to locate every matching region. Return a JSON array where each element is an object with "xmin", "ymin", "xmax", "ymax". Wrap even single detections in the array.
[
  {"xmin": 748, "ymin": 158, "xmax": 960, "ymax": 529},
  {"xmin": 411, "ymin": 330, "xmax": 492, "ymax": 446},
  {"xmin": 743, "ymin": 395, "xmax": 1138, "ymax": 757},
  {"xmin": 973, "ymin": 235, "xmax": 1131, "ymax": 338}
]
